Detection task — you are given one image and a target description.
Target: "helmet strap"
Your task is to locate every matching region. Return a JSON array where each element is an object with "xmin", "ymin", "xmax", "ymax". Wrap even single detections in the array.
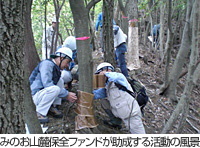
[{"xmin": 59, "ymin": 53, "xmax": 69, "ymax": 69}]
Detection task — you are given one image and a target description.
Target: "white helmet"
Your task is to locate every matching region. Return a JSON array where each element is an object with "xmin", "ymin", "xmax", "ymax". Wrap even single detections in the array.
[
  {"xmin": 61, "ymin": 70, "xmax": 72, "ymax": 84},
  {"xmin": 95, "ymin": 62, "xmax": 114, "ymax": 74},
  {"xmin": 52, "ymin": 17, "xmax": 60, "ymax": 23},
  {"xmin": 50, "ymin": 47, "xmax": 73, "ymax": 60},
  {"xmin": 63, "ymin": 36, "xmax": 77, "ymax": 51}
]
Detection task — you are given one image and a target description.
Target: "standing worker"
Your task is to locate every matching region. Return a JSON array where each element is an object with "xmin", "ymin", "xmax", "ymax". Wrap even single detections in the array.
[
  {"xmin": 113, "ymin": 25, "xmax": 129, "ymax": 78},
  {"xmin": 42, "ymin": 17, "xmax": 60, "ymax": 60}
]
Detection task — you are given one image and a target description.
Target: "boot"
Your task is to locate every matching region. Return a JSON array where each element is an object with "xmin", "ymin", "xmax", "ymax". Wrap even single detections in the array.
[
  {"xmin": 103, "ymin": 109, "xmax": 122, "ymax": 129},
  {"xmin": 75, "ymin": 90, "xmax": 98, "ymax": 130}
]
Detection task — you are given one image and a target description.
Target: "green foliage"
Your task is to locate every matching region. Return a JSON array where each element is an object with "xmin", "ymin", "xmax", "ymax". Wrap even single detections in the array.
[
  {"xmin": 31, "ymin": 0, "xmax": 74, "ymax": 58},
  {"xmin": 31, "ymin": 0, "xmax": 103, "ymax": 58}
]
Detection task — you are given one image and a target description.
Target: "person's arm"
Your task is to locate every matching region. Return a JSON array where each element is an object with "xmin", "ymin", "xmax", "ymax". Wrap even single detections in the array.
[
  {"xmin": 93, "ymin": 88, "xmax": 107, "ymax": 99},
  {"xmin": 113, "ymin": 25, "xmax": 119, "ymax": 35},
  {"xmin": 105, "ymin": 72, "xmax": 128, "ymax": 89}
]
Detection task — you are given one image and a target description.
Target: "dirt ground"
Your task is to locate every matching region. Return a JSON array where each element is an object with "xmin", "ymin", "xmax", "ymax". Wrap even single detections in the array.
[{"xmin": 44, "ymin": 42, "xmax": 200, "ymax": 134}]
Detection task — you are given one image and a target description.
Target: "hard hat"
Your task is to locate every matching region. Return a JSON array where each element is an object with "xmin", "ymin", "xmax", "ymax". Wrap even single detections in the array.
[
  {"xmin": 61, "ymin": 70, "xmax": 72, "ymax": 84},
  {"xmin": 50, "ymin": 47, "xmax": 73, "ymax": 60},
  {"xmin": 62, "ymin": 36, "xmax": 77, "ymax": 51},
  {"xmin": 52, "ymin": 17, "xmax": 60, "ymax": 23},
  {"xmin": 95, "ymin": 62, "xmax": 114, "ymax": 74}
]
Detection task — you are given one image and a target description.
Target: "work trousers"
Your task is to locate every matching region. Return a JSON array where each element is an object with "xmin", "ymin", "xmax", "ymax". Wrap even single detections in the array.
[
  {"xmin": 32, "ymin": 79, "xmax": 64, "ymax": 116},
  {"xmin": 115, "ymin": 43, "xmax": 129, "ymax": 77},
  {"xmin": 107, "ymin": 82, "xmax": 145, "ymax": 134}
]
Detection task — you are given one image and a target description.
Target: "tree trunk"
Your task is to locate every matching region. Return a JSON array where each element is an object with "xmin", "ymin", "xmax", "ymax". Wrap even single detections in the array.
[
  {"xmin": 162, "ymin": 0, "xmax": 174, "ymax": 102},
  {"xmin": 148, "ymin": 0, "xmax": 154, "ymax": 50},
  {"xmin": 176, "ymin": 0, "xmax": 199, "ymax": 133},
  {"xmin": 127, "ymin": 0, "xmax": 140, "ymax": 71},
  {"xmin": 24, "ymin": 0, "xmax": 40, "ymax": 76},
  {"xmin": 24, "ymin": 70, "xmax": 43, "ymax": 134},
  {"xmin": 159, "ymin": 0, "xmax": 193, "ymax": 102},
  {"xmin": 162, "ymin": 0, "xmax": 198, "ymax": 134},
  {"xmin": 69, "ymin": 0, "xmax": 93, "ymax": 93},
  {"xmin": 103, "ymin": 0, "xmax": 115, "ymax": 66},
  {"xmin": 24, "ymin": 0, "xmax": 43, "ymax": 134},
  {"xmin": 0, "ymin": 0, "xmax": 26, "ymax": 134},
  {"xmin": 159, "ymin": 1, "xmax": 166, "ymax": 60},
  {"xmin": 118, "ymin": 0, "xmax": 129, "ymax": 35}
]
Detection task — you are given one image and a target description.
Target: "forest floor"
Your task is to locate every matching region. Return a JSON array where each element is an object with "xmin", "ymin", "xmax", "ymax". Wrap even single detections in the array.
[{"xmin": 44, "ymin": 41, "xmax": 200, "ymax": 134}]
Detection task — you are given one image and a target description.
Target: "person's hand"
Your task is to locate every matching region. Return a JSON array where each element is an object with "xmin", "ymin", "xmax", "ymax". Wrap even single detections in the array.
[
  {"xmin": 99, "ymin": 71, "xmax": 107, "ymax": 75},
  {"xmin": 67, "ymin": 92, "xmax": 77, "ymax": 103}
]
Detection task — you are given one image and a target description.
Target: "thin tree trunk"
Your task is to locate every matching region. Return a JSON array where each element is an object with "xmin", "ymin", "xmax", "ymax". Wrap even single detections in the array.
[
  {"xmin": 103, "ymin": 0, "xmax": 115, "ymax": 66},
  {"xmin": 159, "ymin": 1, "xmax": 166, "ymax": 60},
  {"xmin": 127, "ymin": 0, "xmax": 140, "ymax": 70},
  {"xmin": 118, "ymin": 0, "xmax": 129, "ymax": 35},
  {"xmin": 176, "ymin": 0, "xmax": 199, "ymax": 133},
  {"xmin": 162, "ymin": 0, "xmax": 198, "ymax": 134},
  {"xmin": 144, "ymin": 21, "xmax": 150, "ymax": 47},
  {"xmin": 159, "ymin": 0, "xmax": 193, "ymax": 102},
  {"xmin": 24, "ymin": 0, "xmax": 42, "ymax": 134},
  {"xmin": 162, "ymin": 0, "xmax": 174, "ymax": 100}
]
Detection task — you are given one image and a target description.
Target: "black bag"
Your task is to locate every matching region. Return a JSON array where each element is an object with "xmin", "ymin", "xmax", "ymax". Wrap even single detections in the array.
[{"xmin": 115, "ymin": 78, "xmax": 149, "ymax": 114}]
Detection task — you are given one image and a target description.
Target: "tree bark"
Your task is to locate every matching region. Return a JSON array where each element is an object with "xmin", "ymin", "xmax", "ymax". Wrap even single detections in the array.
[
  {"xmin": 127, "ymin": 0, "xmax": 140, "ymax": 70},
  {"xmin": 24, "ymin": 0, "xmax": 43, "ymax": 134},
  {"xmin": 118, "ymin": 0, "xmax": 129, "ymax": 35},
  {"xmin": 103, "ymin": 0, "xmax": 115, "ymax": 66},
  {"xmin": 24, "ymin": 0, "xmax": 40, "ymax": 76},
  {"xmin": 69, "ymin": 0, "xmax": 93, "ymax": 93},
  {"xmin": 159, "ymin": 0, "xmax": 193, "ymax": 102},
  {"xmin": 0, "ymin": 0, "xmax": 26, "ymax": 134},
  {"xmin": 162, "ymin": 0, "xmax": 174, "ymax": 102},
  {"xmin": 176, "ymin": 0, "xmax": 199, "ymax": 133},
  {"xmin": 159, "ymin": 0, "xmax": 166, "ymax": 60},
  {"xmin": 161, "ymin": 0, "xmax": 196, "ymax": 134}
]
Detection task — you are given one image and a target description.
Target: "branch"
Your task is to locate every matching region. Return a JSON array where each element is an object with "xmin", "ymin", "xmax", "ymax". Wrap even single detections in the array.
[
  {"xmin": 86, "ymin": 0, "xmax": 101, "ymax": 11},
  {"xmin": 118, "ymin": 0, "xmax": 127, "ymax": 17},
  {"xmin": 179, "ymin": 59, "xmax": 200, "ymax": 79},
  {"xmin": 186, "ymin": 118, "xmax": 200, "ymax": 133}
]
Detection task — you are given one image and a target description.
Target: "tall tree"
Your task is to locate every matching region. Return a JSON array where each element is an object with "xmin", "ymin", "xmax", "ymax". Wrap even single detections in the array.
[
  {"xmin": 118, "ymin": 0, "xmax": 129, "ymax": 35},
  {"xmin": 127, "ymin": 0, "xmax": 140, "ymax": 70},
  {"xmin": 159, "ymin": 0, "xmax": 193, "ymax": 103},
  {"xmin": 159, "ymin": 0, "xmax": 166, "ymax": 60},
  {"xmin": 161, "ymin": 0, "xmax": 198, "ymax": 133},
  {"xmin": 0, "ymin": 0, "xmax": 26, "ymax": 133},
  {"xmin": 24, "ymin": 0, "xmax": 42, "ymax": 134},
  {"xmin": 69, "ymin": 0, "xmax": 93, "ymax": 93},
  {"xmin": 162, "ymin": 0, "xmax": 174, "ymax": 101},
  {"xmin": 103, "ymin": 0, "xmax": 115, "ymax": 66}
]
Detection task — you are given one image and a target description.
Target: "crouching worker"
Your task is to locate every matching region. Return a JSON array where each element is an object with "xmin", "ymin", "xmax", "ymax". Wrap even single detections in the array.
[
  {"xmin": 29, "ymin": 47, "xmax": 77, "ymax": 123},
  {"xmin": 93, "ymin": 62, "xmax": 146, "ymax": 134}
]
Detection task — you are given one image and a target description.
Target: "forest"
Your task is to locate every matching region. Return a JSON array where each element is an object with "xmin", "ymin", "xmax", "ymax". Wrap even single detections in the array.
[{"xmin": 0, "ymin": 0, "xmax": 200, "ymax": 134}]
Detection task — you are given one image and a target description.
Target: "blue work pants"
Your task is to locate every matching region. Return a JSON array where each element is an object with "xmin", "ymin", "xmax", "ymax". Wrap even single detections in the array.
[{"xmin": 115, "ymin": 43, "xmax": 129, "ymax": 77}]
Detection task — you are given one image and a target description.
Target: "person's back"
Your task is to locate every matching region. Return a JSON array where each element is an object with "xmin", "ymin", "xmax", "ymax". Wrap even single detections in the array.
[
  {"xmin": 93, "ymin": 62, "xmax": 145, "ymax": 134},
  {"xmin": 29, "ymin": 59, "xmax": 61, "ymax": 96}
]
